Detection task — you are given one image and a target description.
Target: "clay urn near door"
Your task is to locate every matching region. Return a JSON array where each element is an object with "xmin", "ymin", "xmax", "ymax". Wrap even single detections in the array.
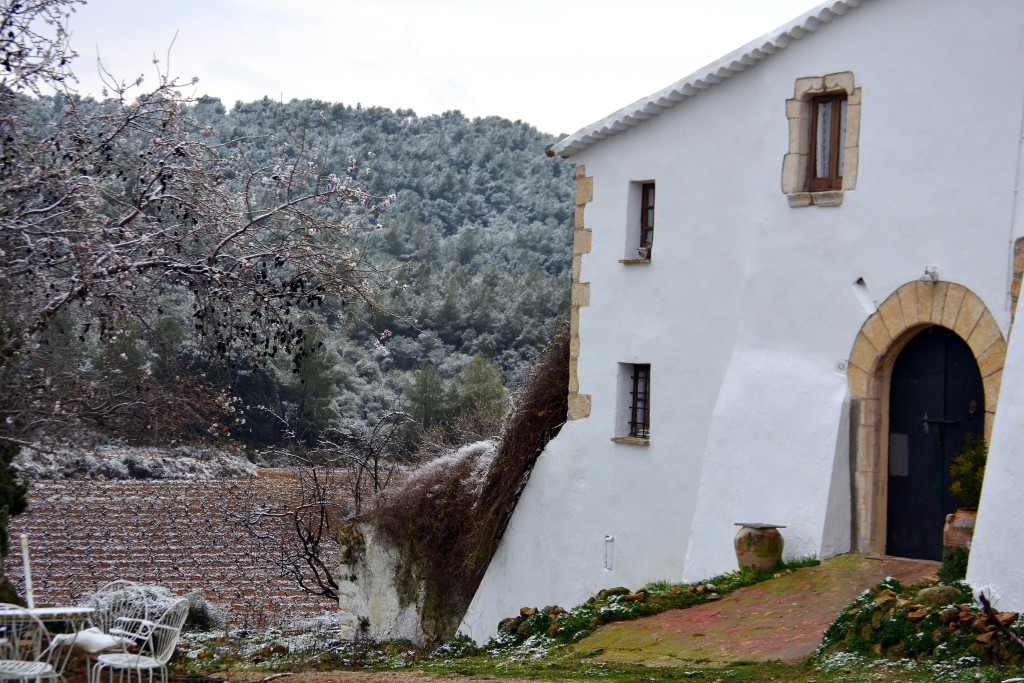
[
  {"xmin": 944, "ymin": 435, "xmax": 987, "ymax": 553},
  {"xmin": 733, "ymin": 523, "xmax": 786, "ymax": 572}
]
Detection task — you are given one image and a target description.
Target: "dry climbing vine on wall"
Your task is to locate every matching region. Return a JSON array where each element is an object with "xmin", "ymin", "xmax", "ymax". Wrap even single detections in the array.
[
  {"xmin": 369, "ymin": 329, "xmax": 569, "ymax": 639},
  {"xmin": 467, "ymin": 330, "xmax": 570, "ymax": 566}
]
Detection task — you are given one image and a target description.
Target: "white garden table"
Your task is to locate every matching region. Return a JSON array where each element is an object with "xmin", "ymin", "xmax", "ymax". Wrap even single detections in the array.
[{"xmin": 0, "ymin": 605, "xmax": 95, "ymax": 682}]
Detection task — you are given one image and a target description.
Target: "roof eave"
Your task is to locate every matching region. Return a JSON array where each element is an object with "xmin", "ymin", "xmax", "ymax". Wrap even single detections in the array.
[{"xmin": 550, "ymin": 0, "xmax": 866, "ymax": 159}]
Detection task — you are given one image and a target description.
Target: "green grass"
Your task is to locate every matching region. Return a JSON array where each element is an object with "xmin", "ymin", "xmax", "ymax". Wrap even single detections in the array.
[
  {"xmin": 491, "ymin": 556, "xmax": 824, "ymax": 647},
  {"xmin": 420, "ymin": 643, "xmax": 1024, "ymax": 682},
  {"xmin": 171, "ymin": 556, "xmax": 1024, "ymax": 683},
  {"xmin": 172, "ymin": 637, "xmax": 1024, "ymax": 683},
  {"xmin": 812, "ymin": 576, "xmax": 1023, "ymax": 666}
]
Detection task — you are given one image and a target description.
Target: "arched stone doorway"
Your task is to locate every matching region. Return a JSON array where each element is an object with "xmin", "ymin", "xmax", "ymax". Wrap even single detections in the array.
[{"xmin": 846, "ymin": 281, "xmax": 1005, "ymax": 556}]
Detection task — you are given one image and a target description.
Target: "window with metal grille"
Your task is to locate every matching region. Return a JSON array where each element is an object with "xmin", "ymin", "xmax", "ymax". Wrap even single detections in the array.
[
  {"xmin": 629, "ymin": 363, "xmax": 651, "ymax": 438},
  {"xmin": 807, "ymin": 94, "xmax": 847, "ymax": 191},
  {"xmin": 639, "ymin": 183, "xmax": 655, "ymax": 255}
]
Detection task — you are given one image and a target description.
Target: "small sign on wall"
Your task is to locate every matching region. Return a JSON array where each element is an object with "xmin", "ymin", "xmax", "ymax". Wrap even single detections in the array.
[{"xmin": 836, "ymin": 359, "xmax": 849, "ymax": 375}]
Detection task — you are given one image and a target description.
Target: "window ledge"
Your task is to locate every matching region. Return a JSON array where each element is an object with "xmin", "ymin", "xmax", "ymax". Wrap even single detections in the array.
[
  {"xmin": 618, "ymin": 258, "xmax": 651, "ymax": 265},
  {"xmin": 611, "ymin": 436, "xmax": 650, "ymax": 446},
  {"xmin": 788, "ymin": 190, "xmax": 844, "ymax": 208}
]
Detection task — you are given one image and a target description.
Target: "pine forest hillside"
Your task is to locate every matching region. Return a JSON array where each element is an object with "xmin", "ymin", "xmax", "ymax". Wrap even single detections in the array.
[{"xmin": 18, "ymin": 94, "xmax": 574, "ymax": 450}]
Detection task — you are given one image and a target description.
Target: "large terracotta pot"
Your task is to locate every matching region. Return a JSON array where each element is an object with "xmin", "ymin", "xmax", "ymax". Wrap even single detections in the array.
[
  {"xmin": 943, "ymin": 508, "xmax": 978, "ymax": 553},
  {"xmin": 734, "ymin": 523, "xmax": 785, "ymax": 572}
]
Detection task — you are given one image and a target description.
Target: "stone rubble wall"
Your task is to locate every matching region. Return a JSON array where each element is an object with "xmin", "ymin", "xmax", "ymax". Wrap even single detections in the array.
[{"xmin": 337, "ymin": 522, "xmax": 428, "ymax": 644}]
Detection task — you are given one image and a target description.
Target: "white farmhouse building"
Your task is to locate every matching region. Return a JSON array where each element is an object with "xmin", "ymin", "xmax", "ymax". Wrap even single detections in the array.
[{"xmin": 460, "ymin": 0, "xmax": 1024, "ymax": 643}]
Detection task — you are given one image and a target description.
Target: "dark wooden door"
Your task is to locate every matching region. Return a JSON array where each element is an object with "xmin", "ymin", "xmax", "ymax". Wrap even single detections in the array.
[{"xmin": 887, "ymin": 326, "xmax": 984, "ymax": 560}]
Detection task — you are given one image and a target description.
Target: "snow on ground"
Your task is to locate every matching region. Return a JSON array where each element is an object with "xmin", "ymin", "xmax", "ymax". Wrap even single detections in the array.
[{"xmin": 12, "ymin": 443, "xmax": 258, "ymax": 480}]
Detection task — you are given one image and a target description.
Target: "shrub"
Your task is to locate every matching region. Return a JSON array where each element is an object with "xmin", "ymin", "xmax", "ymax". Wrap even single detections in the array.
[
  {"xmin": 812, "ymin": 579, "xmax": 1009, "ymax": 664},
  {"xmin": 949, "ymin": 434, "xmax": 987, "ymax": 508},
  {"xmin": 434, "ymin": 633, "xmax": 480, "ymax": 658},
  {"xmin": 938, "ymin": 547, "xmax": 970, "ymax": 583},
  {"xmin": 184, "ymin": 590, "xmax": 226, "ymax": 631}
]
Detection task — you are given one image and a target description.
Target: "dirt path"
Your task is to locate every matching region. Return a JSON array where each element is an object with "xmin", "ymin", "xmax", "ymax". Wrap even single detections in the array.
[{"xmin": 575, "ymin": 554, "xmax": 938, "ymax": 667}]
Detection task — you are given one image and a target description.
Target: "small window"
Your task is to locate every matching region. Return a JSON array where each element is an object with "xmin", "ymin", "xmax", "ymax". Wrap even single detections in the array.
[
  {"xmin": 629, "ymin": 363, "xmax": 651, "ymax": 438},
  {"xmin": 639, "ymin": 183, "xmax": 655, "ymax": 257},
  {"xmin": 613, "ymin": 363, "xmax": 652, "ymax": 443},
  {"xmin": 808, "ymin": 95, "xmax": 847, "ymax": 191},
  {"xmin": 621, "ymin": 181, "xmax": 655, "ymax": 263}
]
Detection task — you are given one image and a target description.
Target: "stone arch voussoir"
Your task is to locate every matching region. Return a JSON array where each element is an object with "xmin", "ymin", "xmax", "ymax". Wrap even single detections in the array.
[{"xmin": 845, "ymin": 280, "xmax": 1006, "ymax": 554}]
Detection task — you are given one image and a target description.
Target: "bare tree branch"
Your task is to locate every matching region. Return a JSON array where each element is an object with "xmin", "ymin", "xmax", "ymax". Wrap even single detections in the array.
[
  {"xmin": 0, "ymin": 0, "xmax": 396, "ymax": 444},
  {"xmin": 229, "ymin": 412, "xmax": 411, "ymax": 601},
  {"xmin": 979, "ymin": 591, "xmax": 1024, "ymax": 651}
]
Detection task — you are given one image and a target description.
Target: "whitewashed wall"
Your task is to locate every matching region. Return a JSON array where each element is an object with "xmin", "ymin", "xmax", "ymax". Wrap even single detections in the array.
[
  {"xmin": 968, "ymin": 310, "xmax": 1024, "ymax": 610},
  {"xmin": 461, "ymin": 0, "xmax": 1024, "ymax": 643}
]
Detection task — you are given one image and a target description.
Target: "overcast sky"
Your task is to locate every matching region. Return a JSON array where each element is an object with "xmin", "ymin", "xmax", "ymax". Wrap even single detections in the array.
[{"xmin": 65, "ymin": 0, "xmax": 822, "ymax": 136}]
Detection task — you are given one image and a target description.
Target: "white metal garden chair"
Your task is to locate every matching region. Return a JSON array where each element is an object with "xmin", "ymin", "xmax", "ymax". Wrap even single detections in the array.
[
  {"xmin": 53, "ymin": 580, "xmax": 152, "ymax": 658},
  {"xmin": 90, "ymin": 598, "xmax": 188, "ymax": 683},
  {"xmin": 0, "ymin": 603, "xmax": 69, "ymax": 682},
  {"xmin": 85, "ymin": 581, "xmax": 150, "ymax": 638}
]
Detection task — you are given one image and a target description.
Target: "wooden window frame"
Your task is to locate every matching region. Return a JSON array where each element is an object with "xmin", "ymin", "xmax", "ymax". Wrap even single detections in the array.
[
  {"xmin": 639, "ymin": 183, "xmax": 655, "ymax": 254},
  {"xmin": 807, "ymin": 94, "xmax": 846, "ymax": 191},
  {"xmin": 629, "ymin": 363, "xmax": 651, "ymax": 438}
]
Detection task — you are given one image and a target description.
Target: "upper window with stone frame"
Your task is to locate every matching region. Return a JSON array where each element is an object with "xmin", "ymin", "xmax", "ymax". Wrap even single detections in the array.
[{"xmin": 782, "ymin": 72, "xmax": 861, "ymax": 207}]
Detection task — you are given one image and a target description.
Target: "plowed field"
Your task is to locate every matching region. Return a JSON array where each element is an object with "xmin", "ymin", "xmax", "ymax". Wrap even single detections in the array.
[{"xmin": 3, "ymin": 470, "xmax": 337, "ymax": 628}]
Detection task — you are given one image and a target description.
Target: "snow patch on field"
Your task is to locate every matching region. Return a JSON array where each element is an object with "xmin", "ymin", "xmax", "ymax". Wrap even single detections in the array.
[{"xmin": 13, "ymin": 444, "xmax": 258, "ymax": 480}]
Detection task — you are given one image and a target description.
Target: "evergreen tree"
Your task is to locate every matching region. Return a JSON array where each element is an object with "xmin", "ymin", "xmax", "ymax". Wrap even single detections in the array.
[
  {"xmin": 1, "ymin": 0, "xmax": 575, "ymax": 453},
  {"xmin": 451, "ymin": 356, "xmax": 506, "ymax": 419},
  {"xmin": 406, "ymin": 362, "xmax": 448, "ymax": 430}
]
